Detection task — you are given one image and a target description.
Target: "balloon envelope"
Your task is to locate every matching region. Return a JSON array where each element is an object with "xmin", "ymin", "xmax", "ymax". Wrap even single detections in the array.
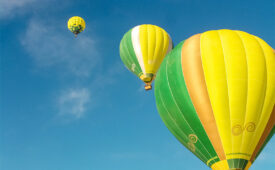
[
  {"xmin": 120, "ymin": 24, "xmax": 173, "ymax": 90},
  {"xmin": 154, "ymin": 29, "xmax": 275, "ymax": 170},
  {"xmin": 67, "ymin": 16, "xmax": 86, "ymax": 37}
]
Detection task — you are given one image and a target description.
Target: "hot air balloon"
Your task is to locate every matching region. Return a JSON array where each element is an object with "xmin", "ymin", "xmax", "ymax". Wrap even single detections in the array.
[
  {"xmin": 119, "ymin": 24, "xmax": 173, "ymax": 90},
  {"xmin": 67, "ymin": 16, "xmax": 86, "ymax": 37},
  {"xmin": 154, "ymin": 29, "xmax": 275, "ymax": 170}
]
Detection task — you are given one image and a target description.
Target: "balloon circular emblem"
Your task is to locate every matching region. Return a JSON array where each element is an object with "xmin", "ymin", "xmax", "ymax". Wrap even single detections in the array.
[
  {"xmin": 119, "ymin": 24, "xmax": 173, "ymax": 90},
  {"xmin": 154, "ymin": 29, "xmax": 275, "ymax": 170}
]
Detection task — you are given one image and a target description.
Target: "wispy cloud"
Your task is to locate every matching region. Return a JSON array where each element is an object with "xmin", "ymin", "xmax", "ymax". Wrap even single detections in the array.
[
  {"xmin": 20, "ymin": 17, "xmax": 100, "ymax": 123},
  {"xmin": 57, "ymin": 88, "xmax": 91, "ymax": 120},
  {"xmin": 0, "ymin": 0, "xmax": 37, "ymax": 18},
  {"xmin": 21, "ymin": 18, "xmax": 99, "ymax": 77}
]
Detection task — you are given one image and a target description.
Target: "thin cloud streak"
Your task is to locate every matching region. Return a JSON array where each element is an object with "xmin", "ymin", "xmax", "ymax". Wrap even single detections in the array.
[
  {"xmin": 57, "ymin": 88, "xmax": 91, "ymax": 120},
  {"xmin": 0, "ymin": 0, "xmax": 37, "ymax": 18},
  {"xmin": 0, "ymin": 0, "xmax": 60, "ymax": 19}
]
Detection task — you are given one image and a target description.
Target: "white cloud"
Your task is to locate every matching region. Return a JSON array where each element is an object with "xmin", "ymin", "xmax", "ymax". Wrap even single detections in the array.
[
  {"xmin": 0, "ymin": 0, "xmax": 37, "ymax": 18},
  {"xmin": 57, "ymin": 88, "xmax": 91, "ymax": 119},
  {"xmin": 21, "ymin": 18, "xmax": 99, "ymax": 77}
]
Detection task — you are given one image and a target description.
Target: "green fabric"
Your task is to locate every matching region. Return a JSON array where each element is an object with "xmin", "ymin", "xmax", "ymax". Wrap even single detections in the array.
[
  {"xmin": 69, "ymin": 25, "xmax": 84, "ymax": 34},
  {"xmin": 227, "ymin": 159, "xmax": 248, "ymax": 170},
  {"xmin": 119, "ymin": 29, "xmax": 142, "ymax": 77},
  {"xmin": 154, "ymin": 41, "xmax": 219, "ymax": 167}
]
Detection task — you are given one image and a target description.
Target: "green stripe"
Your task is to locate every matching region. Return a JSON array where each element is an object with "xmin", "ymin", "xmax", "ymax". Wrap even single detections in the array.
[
  {"xmin": 154, "ymin": 41, "xmax": 219, "ymax": 166},
  {"xmin": 120, "ymin": 29, "xmax": 142, "ymax": 77},
  {"xmin": 155, "ymin": 42, "xmax": 208, "ymax": 163},
  {"xmin": 207, "ymin": 157, "xmax": 220, "ymax": 167}
]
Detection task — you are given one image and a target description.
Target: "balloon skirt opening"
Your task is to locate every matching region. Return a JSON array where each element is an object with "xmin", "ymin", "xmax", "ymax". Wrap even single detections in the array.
[
  {"xmin": 211, "ymin": 160, "xmax": 251, "ymax": 170},
  {"xmin": 140, "ymin": 73, "xmax": 154, "ymax": 83}
]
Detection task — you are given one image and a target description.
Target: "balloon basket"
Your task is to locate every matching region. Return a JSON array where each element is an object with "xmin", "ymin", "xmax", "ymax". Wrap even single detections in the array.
[{"xmin": 144, "ymin": 84, "xmax": 152, "ymax": 91}]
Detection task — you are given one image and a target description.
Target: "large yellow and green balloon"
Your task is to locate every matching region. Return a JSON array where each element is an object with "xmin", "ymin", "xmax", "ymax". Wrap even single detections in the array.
[
  {"xmin": 67, "ymin": 16, "xmax": 86, "ymax": 37},
  {"xmin": 119, "ymin": 24, "xmax": 173, "ymax": 90},
  {"xmin": 154, "ymin": 29, "xmax": 275, "ymax": 170}
]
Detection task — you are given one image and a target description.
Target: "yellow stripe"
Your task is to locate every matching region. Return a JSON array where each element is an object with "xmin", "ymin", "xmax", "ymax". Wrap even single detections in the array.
[
  {"xmin": 235, "ymin": 31, "xmax": 267, "ymax": 157},
  {"xmin": 139, "ymin": 25, "xmax": 171, "ymax": 74},
  {"xmin": 158, "ymin": 28, "xmax": 169, "ymax": 73},
  {"xmin": 148, "ymin": 25, "xmax": 156, "ymax": 70},
  {"xmin": 139, "ymin": 25, "xmax": 149, "ymax": 73},
  {"xmin": 211, "ymin": 160, "xmax": 229, "ymax": 170},
  {"xmin": 201, "ymin": 30, "xmax": 233, "ymax": 159},
  {"xmin": 248, "ymin": 36, "xmax": 275, "ymax": 156},
  {"xmin": 207, "ymin": 156, "xmax": 219, "ymax": 166},
  {"xmin": 151, "ymin": 27, "xmax": 164, "ymax": 73},
  {"xmin": 217, "ymin": 30, "xmax": 248, "ymax": 159},
  {"xmin": 226, "ymin": 153, "xmax": 250, "ymax": 160}
]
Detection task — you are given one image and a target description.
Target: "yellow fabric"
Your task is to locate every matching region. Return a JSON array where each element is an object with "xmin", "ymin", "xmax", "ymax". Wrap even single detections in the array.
[
  {"xmin": 67, "ymin": 16, "xmax": 86, "ymax": 32},
  {"xmin": 211, "ymin": 160, "xmax": 251, "ymax": 170},
  {"xmin": 211, "ymin": 160, "xmax": 252, "ymax": 170},
  {"xmin": 138, "ymin": 24, "xmax": 171, "ymax": 74},
  {"xmin": 211, "ymin": 160, "xmax": 229, "ymax": 170},
  {"xmin": 236, "ymin": 31, "xmax": 267, "ymax": 156},
  {"xmin": 200, "ymin": 29, "xmax": 275, "ymax": 162},
  {"xmin": 140, "ymin": 74, "xmax": 152, "ymax": 82},
  {"xmin": 201, "ymin": 30, "xmax": 233, "ymax": 159},
  {"xmin": 248, "ymin": 37, "xmax": 275, "ymax": 155}
]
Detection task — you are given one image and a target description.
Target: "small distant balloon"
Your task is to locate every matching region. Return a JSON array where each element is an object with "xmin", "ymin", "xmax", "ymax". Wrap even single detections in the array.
[{"xmin": 67, "ymin": 16, "xmax": 86, "ymax": 37}]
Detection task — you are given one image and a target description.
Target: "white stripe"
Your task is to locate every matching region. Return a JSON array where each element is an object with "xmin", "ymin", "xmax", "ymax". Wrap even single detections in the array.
[{"xmin": 131, "ymin": 26, "xmax": 146, "ymax": 74}]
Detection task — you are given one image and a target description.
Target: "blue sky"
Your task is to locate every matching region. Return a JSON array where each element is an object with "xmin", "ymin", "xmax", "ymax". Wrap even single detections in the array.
[{"xmin": 1, "ymin": 0, "xmax": 274, "ymax": 170}]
